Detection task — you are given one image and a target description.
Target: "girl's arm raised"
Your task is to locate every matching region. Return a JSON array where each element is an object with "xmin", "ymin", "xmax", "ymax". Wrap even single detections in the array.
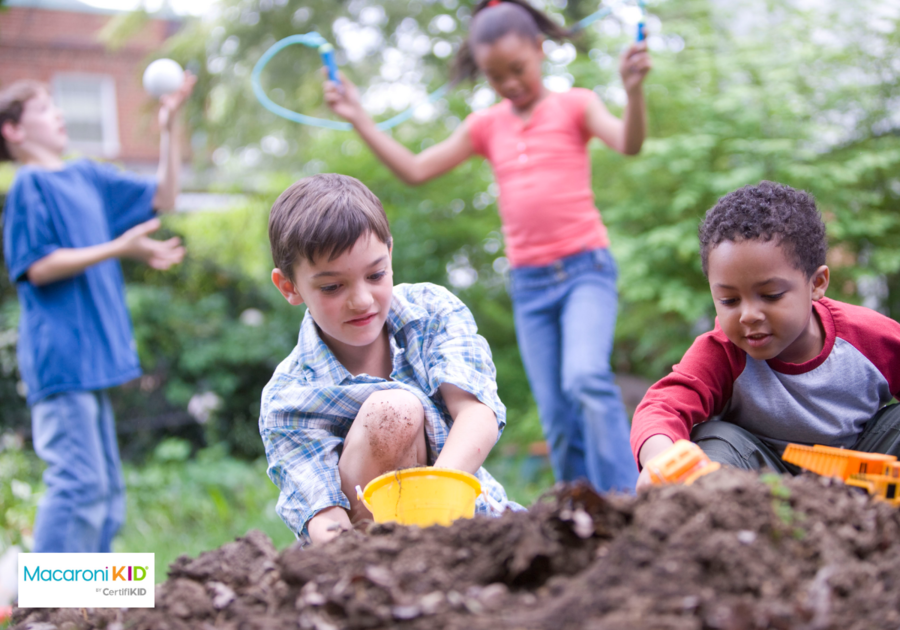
[
  {"xmin": 324, "ymin": 74, "xmax": 474, "ymax": 185},
  {"xmin": 585, "ymin": 41, "xmax": 651, "ymax": 156}
]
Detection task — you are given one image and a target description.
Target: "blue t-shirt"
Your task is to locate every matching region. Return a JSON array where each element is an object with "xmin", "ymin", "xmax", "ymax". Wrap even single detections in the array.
[{"xmin": 2, "ymin": 159, "xmax": 157, "ymax": 405}]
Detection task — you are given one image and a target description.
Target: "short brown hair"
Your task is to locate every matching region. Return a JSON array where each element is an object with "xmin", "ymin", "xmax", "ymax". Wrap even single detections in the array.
[
  {"xmin": 0, "ymin": 80, "xmax": 48, "ymax": 162},
  {"xmin": 268, "ymin": 173, "xmax": 392, "ymax": 281}
]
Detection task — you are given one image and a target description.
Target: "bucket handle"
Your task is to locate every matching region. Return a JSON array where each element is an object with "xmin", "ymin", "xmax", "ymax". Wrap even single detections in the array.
[
  {"xmin": 481, "ymin": 489, "xmax": 507, "ymax": 515},
  {"xmin": 356, "ymin": 485, "xmax": 373, "ymax": 513}
]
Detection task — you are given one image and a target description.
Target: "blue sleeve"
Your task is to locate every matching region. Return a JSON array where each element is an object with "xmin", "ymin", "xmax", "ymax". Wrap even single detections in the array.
[
  {"xmin": 259, "ymin": 371, "xmax": 353, "ymax": 545},
  {"xmin": 421, "ymin": 287, "xmax": 507, "ymax": 435},
  {"xmin": 2, "ymin": 172, "xmax": 61, "ymax": 283},
  {"xmin": 84, "ymin": 160, "xmax": 158, "ymax": 238}
]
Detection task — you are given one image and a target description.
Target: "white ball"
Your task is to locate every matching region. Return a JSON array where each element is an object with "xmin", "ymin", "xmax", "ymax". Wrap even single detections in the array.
[{"xmin": 143, "ymin": 59, "xmax": 184, "ymax": 98}]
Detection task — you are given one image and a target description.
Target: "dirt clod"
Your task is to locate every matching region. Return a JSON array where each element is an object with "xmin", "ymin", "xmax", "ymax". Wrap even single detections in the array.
[{"xmin": 13, "ymin": 469, "xmax": 900, "ymax": 629}]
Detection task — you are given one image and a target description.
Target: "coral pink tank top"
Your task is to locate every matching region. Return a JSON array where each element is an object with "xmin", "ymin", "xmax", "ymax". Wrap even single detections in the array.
[{"xmin": 466, "ymin": 88, "xmax": 609, "ymax": 268}]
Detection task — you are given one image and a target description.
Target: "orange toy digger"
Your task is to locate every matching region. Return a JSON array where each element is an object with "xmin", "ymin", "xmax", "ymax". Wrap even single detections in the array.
[
  {"xmin": 782, "ymin": 443, "xmax": 900, "ymax": 506},
  {"xmin": 645, "ymin": 440, "xmax": 721, "ymax": 486}
]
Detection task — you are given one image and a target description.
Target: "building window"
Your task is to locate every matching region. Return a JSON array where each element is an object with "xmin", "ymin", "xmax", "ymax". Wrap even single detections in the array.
[{"xmin": 51, "ymin": 74, "xmax": 120, "ymax": 158}]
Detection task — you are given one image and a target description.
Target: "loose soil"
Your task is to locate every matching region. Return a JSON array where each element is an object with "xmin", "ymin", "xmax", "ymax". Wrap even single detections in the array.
[{"xmin": 13, "ymin": 468, "xmax": 900, "ymax": 629}]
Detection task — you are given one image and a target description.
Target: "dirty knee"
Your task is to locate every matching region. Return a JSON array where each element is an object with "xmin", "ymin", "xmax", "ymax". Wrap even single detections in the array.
[{"xmin": 357, "ymin": 390, "xmax": 425, "ymax": 456}]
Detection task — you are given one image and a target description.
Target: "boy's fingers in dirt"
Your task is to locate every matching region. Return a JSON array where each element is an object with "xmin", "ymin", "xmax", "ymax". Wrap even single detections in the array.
[{"xmin": 635, "ymin": 468, "xmax": 653, "ymax": 492}]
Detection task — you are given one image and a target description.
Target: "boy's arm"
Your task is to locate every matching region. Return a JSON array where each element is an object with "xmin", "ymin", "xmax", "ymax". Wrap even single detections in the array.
[
  {"xmin": 635, "ymin": 435, "xmax": 675, "ymax": 490},
  {"xmin": 264, "ymin": 418, "xmax": 353, "ymax": 545},
  {"xmin": 26, "ymin": 218, "xmax": 184, "ymax": 286},
  {"xmin": 306, "ymin": 506, "xmax": 351, "ymax": 545},
  {"xmin": 584, "ymin": 41, "xmax": 651, "ymax": 155},
  {"xmin": 261, "ymin": 372, "xmax": 358, "ymax": 545},
  {"xmin": 433, "ymin": 382, "xmax": 499, "ymax": 473},
  {"xmin": 152, "ymin": 73, "xmax": 196, "ymax": 212},
  {"xmin": 412, "ymin": 285, "xmax": 506, "ymax": 469},
  {"xmin": 631, "ymin": 329, "xmax": 744, "ymax": 470}
]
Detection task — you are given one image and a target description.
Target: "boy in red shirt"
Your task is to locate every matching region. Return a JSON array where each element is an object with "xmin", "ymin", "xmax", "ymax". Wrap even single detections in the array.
[{"xmin": 632, "ymin": 181, "xmax": 900, "ymax": 489}]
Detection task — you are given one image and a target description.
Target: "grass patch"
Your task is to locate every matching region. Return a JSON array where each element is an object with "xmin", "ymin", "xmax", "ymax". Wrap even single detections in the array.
[{"xmin": 114, "ymin": 438, "xmax": 296, "ymax": 581}]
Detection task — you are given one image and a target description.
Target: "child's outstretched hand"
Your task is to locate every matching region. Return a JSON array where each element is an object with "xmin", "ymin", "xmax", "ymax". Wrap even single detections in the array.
[
  {"xmin": 620, "ymin": 41, "xmax": 652, "ymax": 95},
  {"xmin": 115, "ymin": 217, "xmax": 186, "ymax": 270},
  {"xmin": 322, "ymin": 70, "xmax": 366, "ymax": 125},
  {"xmin": 159, "ymin": 71, "xmax": 197, "ymax": 131},
  {"xmin": 635, "ymin": 466, "xmax": 654, "ymax": 491}
]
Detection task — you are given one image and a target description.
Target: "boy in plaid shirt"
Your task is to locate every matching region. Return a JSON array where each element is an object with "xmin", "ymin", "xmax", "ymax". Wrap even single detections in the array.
[{"xmin": 260, "ymin": 173, "xmax": 513, "ymax": 545}]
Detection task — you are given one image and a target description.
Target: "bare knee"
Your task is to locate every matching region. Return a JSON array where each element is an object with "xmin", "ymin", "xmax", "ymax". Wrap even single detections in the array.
[{"xmin": 353, "ymin": 389, "xmax": 425, "ymax": 460}]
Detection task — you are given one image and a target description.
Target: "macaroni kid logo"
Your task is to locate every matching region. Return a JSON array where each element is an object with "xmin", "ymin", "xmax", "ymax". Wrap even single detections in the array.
[
  {"xmin": 18, "ymin": 553, "xmax": 154, "ymax": 608},
  {"xmin": 24, "ymin": 564, "xmax": 149, "ymax": 583}
]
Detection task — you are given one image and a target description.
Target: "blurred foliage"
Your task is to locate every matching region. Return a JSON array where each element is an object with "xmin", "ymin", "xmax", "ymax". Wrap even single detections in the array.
[
  {"xmin": 3, "ymin": 0, "xmax": 900, "ymax": 470},
  {"xmin": 0, "ymin": 435, "xmax": 295, "ymax": 574},
  {"xmin": 158, "ymin": 0, "xmax": 900, "ymax": 381},
  {"xmin": 97, "ymin": 8, "xmax": 152, "ymax": 52},
  {"xmin": 0, "ymin": 434, "xmax": 42, "ymax": 552},
  {"xmin": 115, "ymin": 437, "xmax": 296, "ymax": 581}
]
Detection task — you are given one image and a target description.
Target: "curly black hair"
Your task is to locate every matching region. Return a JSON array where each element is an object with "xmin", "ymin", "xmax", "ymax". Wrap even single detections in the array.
[{"xmin": 699, "ymin": 181, "xmax": 827, "ymax": 279}]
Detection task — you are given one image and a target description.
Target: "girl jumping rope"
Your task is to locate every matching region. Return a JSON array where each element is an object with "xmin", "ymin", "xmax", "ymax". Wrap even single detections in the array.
[{"xmin": 323, "ymin": 0, "xmax": 651, "ymax": 492}]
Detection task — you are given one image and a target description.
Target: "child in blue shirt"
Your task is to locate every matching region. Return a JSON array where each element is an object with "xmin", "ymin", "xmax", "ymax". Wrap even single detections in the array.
[
  {"xmin": 1, "ymin": 76, "xmax": 194, "ymax": 552},
  {"xmin": 260, "ymin": 173, "xmax": 513, "ymax": 545}
]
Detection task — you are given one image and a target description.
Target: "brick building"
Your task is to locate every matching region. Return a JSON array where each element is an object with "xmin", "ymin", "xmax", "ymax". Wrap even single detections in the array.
[{"xmin": 0, "ymin": 0, "xmax": 182, "ymax": 168}]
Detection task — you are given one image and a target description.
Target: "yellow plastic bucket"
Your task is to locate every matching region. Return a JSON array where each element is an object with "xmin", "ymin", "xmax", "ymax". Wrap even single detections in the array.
[{"xmin": 357, "ymin": 467, "xmax": 482, "ymax": 527}]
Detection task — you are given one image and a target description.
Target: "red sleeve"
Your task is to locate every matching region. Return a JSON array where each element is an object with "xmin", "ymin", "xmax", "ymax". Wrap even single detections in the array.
[
  {"xmin": 465, "ymin": 110, "xmax": 491, "ymax": 159},
  {"xmin": 560, "ymin": 87, "xmax": 594, "ymax": 143},
  {"xmin": 823, "ymin": 298, "xmax": 900, "ymax": 396},
  {"xmin": 630, "ymin": 326, "xmax": 746, "ymax": 467}
]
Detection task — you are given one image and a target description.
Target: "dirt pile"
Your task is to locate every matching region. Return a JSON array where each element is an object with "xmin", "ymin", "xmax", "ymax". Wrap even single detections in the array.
[{"xmin": 13, "ymin": 468, "xmax": 900, "ymax": 630}]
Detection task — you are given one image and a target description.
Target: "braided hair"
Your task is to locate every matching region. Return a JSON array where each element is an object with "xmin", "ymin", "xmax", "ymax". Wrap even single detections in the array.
[{"xmin": 452, "ymin": 0, "xmax": 571, "ymax": 83}]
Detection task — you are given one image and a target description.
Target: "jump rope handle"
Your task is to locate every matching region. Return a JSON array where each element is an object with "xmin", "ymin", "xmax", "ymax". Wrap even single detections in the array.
[{"xmin": 319, "ymin": 43, "xmax": 340, "ymax": 84}]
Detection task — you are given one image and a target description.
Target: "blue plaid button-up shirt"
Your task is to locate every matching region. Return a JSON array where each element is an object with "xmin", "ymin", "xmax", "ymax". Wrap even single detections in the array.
[{"xmin": 260, "ymin": 282, "xmax": 512, "ymax": 543}]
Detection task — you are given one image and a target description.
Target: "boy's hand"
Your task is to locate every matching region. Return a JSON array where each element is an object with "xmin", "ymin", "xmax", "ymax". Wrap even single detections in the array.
[
  {"xmin": 635, "ymin": 434, "xmax": 675, "ymax": 492},
  {"xmin": 619, "ymin": 41, "xmax": 652, "ymax": 95},
  {"xmin": 115, "ymin": 218, "xmax": 185, "ymax": 270},
  {"xmin": 308, "ymin": 506, "xmax": 352, "ymax": 545},
  {"xmin": 433, "ymin": 383, "xmax": 499, "ymax": 473},
  {"xmin": 635, "ymin": 467, "xmax": 655, "ymax": 491},
  {"xmin": 322, "ymin": 70, "xmax": 366, "ymax": 124},
  {"xmin": 158, "ymin": 72, "xmax": 197, "ymax": 132}
]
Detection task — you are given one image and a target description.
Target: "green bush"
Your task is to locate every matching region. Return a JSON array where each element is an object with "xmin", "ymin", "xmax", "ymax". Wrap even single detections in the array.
[
  {"xmin": 0, "ymin": 434, "xmax": 42, "ymax": 552},
  {"xmin": 115, "ymin": 437, "xmax": 296, "ymax": 581}
]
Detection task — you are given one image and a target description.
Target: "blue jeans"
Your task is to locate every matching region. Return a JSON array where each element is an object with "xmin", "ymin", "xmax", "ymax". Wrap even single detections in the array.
[
  {"xmin": 508, "ymin": 248, "xmax": 638, "ymax": 492},
  {"xmin": 31, "ymin": 391, "xmax": 125, "ymax": 552}
]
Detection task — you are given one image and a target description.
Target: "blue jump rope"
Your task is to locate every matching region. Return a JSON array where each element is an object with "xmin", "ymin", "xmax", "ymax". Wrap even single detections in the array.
[{"xmin": 251, "ymin": 0, "xmax": 648, "ymax": 131}]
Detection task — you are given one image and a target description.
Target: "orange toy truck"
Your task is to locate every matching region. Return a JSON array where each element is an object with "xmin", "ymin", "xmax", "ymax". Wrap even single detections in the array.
[
  {"xmin": 782, "ymin": 443, "xmax": 900, "ymax": 506},
  {"xmin": 645, "ymin": 439, "xmax": 721, "ymax": 486}
]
